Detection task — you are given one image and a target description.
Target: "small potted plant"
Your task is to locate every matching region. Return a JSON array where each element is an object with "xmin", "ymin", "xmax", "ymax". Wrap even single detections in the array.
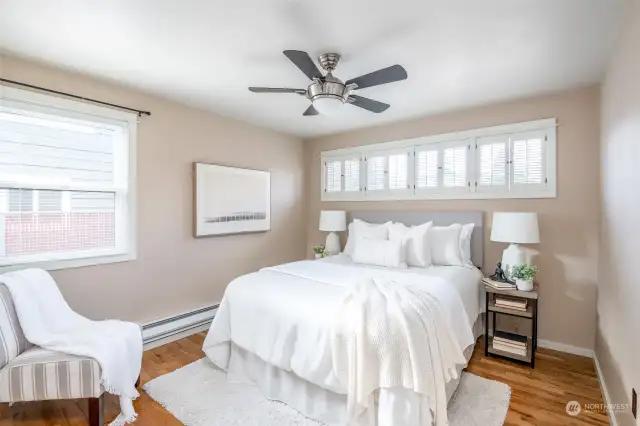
[
  {"xmin": 511, "ymin": 264, "xmax": 538, "ymax": 291},
  {"xmin": 312, "ymin": 245, "xmax": 327, "ymax": 259}
]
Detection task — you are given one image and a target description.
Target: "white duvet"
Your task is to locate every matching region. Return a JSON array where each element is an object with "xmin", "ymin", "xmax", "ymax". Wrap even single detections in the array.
[{"xmin": 203, "ymin": 257, "xmax": 483, "ymax": 426}]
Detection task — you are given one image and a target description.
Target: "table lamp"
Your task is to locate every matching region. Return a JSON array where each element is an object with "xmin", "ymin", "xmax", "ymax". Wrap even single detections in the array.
[
  {"xmin": 490, "ymin": 212, "xmax": 540, "ymax": 279},
  {"xmin": 319, "ymin": 210, "xmax": 347, "ymax": 254}
]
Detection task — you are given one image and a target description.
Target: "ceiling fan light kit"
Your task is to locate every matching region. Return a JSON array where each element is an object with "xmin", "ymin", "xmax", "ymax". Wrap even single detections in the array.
[{"xmin": 249, "ymin": 50, "xmax": 407, "ymax": 116}]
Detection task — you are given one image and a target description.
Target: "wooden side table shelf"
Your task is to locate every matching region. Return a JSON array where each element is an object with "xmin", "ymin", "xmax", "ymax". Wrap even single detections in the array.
[{"xmin": 484, "ymin": 283, "xmax": 539, "ymax": 368}]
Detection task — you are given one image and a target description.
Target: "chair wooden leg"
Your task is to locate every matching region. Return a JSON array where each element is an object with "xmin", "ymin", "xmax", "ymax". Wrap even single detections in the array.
[{"xmin": 88, "ymin": 394, "xmax": 104, "ymax": 426}]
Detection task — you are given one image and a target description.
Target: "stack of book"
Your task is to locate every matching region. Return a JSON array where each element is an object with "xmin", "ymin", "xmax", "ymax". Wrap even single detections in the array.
[
  {"xmin": 483, "ymin": 277, "xmax": 515, "ymax": 290},
  {"xmin": 495, "ymin": 296, "xmax": 528, "ymax": 311},
  {"xmin": 493, "ymin": 331, "xmax": 528, "ymax": 356}
]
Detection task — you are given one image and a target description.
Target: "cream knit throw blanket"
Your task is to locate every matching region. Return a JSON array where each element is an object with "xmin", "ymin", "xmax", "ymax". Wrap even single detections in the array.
[
  {"xmin": 331, "ymin": 277, "xmax": 468, "ymax": 426},
  {"xmin": 0, "ymin": 269, "xmax": 142, "ymax": 426}
]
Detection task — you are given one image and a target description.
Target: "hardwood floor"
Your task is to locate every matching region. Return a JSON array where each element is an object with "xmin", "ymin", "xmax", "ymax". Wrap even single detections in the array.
[{"xmin": 0, "ymin": 333, "xmax": 608, "ymax": 426}]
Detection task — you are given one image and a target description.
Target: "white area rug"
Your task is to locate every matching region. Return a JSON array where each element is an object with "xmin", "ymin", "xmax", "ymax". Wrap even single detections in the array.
[{"xmin": 143, "ymin": 359, "xmax": 511, "ymax": 426}]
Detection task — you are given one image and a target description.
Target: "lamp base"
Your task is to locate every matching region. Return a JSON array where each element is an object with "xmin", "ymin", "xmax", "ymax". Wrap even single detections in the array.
[
  {"xmin": 501, "ymin": 243, "xmax": 526, "ymax": 280},
  {"xmin": 325, "ymin": 232, "xmax": 341, "ymax": 255}
]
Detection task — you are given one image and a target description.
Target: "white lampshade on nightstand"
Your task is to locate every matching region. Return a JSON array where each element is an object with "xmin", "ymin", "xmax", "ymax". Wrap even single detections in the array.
[
  {"xmin": 319, "ymin": 210, "xmax": 347, "ymax": 254},
  {"xmin": 491, "ymin": 212, "xmax": 540, "ymax": 279}
]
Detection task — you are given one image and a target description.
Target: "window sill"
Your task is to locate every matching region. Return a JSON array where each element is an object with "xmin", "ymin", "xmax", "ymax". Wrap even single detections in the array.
[{"xmin": 0, "ymin": 251, "xmax": 137, "ymax": 274}]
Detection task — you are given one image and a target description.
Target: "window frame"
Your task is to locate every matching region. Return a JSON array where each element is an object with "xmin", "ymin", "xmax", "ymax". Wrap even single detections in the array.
[
  {"xmin": 320, "ymin": 118, "xmax": 557, "ymax": 201},
  {"xmin": 0, "ymin": 86, "xmax": 137, "ymax": 272},
  {"xmin": 321, "ymin": 153, "xmax": 364, "ymax": 201}
]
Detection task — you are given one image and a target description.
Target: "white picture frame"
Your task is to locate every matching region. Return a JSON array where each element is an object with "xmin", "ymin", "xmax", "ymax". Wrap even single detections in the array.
[{"xmin": 193, "ymin": 163, "xmax": 271, "ymax": 237}]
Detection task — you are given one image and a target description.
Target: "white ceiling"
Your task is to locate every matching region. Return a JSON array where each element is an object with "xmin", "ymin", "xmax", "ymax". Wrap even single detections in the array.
[{"xmin": 0, "ymin": 0, "xmax": 625, "ymax": 138}]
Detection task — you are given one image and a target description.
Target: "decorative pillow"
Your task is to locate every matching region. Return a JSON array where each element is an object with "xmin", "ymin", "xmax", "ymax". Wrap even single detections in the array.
[
  {"xmin": 429, "ymin": 224, "xmax": 465, "ymax": 266},
  {"xmin": 388, "ymin": 221, "xmax": 433, "ymax": 267},
  {"xmin": 459, "ymin": 223, "xmax": 475, "ymax": 267},
  {"xmin": 344, "ymin": 219, "xmax": 390, "ymax": 256},
  {"xmin": 352, "ymin": 238, "xmax": 407, "ymax": 268}
]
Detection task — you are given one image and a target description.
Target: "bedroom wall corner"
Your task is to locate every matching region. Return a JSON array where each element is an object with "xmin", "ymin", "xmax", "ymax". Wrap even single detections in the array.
[
  {"xmin": 303, "ymin": 86, "xmax": 601, "ymax": 352},
  {"xmin": 0, "ymin": 54, "xmax": 308, "ymax": 324},
  {"xmin": 597, "ymin": 0, "xmax": 640, "ymax": 424}
]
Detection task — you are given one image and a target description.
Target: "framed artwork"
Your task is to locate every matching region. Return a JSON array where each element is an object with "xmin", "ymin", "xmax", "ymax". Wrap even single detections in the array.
[{"xmin": 193, "ymin": 163, "xmax": 271, "ymax": 237}]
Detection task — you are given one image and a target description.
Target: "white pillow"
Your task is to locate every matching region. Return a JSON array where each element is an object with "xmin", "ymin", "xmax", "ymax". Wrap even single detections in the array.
[
  {"xmin": 429, "ymin": 224, "xmax": 465, "ymax": 266},
  {"xmin": 388, "ymin": 221, "xmax": 433, "ymax": 267},
  {"xmin": 344, "ymin": 219, "xmax": 390, "ymax": 256},
  {"xmin": 352, "ymin": 238, "xmax": 407, "ymax": 268},
  {"xmin": 459, "ymin": 223, "xmax": 475, "ymax": 267}
]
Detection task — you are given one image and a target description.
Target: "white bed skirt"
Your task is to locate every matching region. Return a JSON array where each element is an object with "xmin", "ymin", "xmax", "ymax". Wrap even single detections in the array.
[{"xmin": 224, "ymin": 316, "xmax": 484, "ymax": 426}]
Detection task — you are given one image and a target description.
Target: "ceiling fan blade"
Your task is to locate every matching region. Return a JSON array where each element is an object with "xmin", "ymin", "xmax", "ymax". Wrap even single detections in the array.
[
  {"xmin": 303, "ymin": 105, "xmax": 319, "ymax": 116},
  {"xmin": 349, "ymin": 95, "xmax": 390, "ymax": 113},
  {"xmin": 283, "ymin": 50, "xmax": 323, "ymax": 80},
  {"xmin": 346, "ymin": 65, "xmax": 407, "ymax": 90},
  {"xmin": 249, "ymin": 87, "xmax": 307, "ymax": 94}
]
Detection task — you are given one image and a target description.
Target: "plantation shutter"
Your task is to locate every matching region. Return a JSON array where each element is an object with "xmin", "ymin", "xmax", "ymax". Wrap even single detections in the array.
[
  {"xmin": 442, "ymin": 142, "xmax": 468, "ymax": 189},
  {"xmin": 415, "ymin": 139, "xmax": 469, "ymax": 195},
  {"xmin": 476, "ymin": 135, "xmax": 508, "ymax": 192},
  {"xmin": 325, "ymin": 160, "xmax": 342, "ymax": 193},
  {"xmin": 366, "ymin": 155, "xmax": 385, "ymax": 191},
  {"xmin": 388, "ymin": 153, "xmax": 408, "ymax": 190},
  {"xmin": 511, "ymin": 131, "xmax": 547, "ymax": 190},
  {"xmin": 415, "ymin": 149, "xmax": 439, "ymax": 189},
  {"xmin": 343, "ymin": 158, "xmax": 361, "ymax": 192}
]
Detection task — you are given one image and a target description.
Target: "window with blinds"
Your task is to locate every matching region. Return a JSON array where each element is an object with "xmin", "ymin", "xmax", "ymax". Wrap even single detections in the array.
[
  {"xmin": 415, "ymin": 140, "xmax": 469, "ymax": 194},
  {"xmin": 511, "ymin": 132, "xmax": 545, "ymax": 188},
  {"xmin": 476, "ymin": 136, "xmax": 508, "ymax": 192},
  {"xmin": 320, "ymin": 119, "xmax": 555, "ymax": 201},
  {"xmin": 364, "ymin": 149, "xmax": 412, "ymax": 196},
  {"xmin": 476, "ymin": 130, "xmax": 547, "ymax": 194},
  {"xmin": 323, "ymin": 155, "xmax": 362, "ymax": 198},
  {"xmin": 0, "ymin": 86, "xmax": 136, "ymax": 269}
]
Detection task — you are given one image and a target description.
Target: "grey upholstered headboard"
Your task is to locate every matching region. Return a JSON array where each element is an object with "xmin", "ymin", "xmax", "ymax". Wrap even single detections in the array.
[{"xmin": 349, "ymin": 211, "xmax": 484, "ymax": 268}]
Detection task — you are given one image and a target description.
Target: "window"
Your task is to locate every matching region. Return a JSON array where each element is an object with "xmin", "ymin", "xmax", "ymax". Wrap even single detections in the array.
[
  {"xmin": 320, "ymin": 119, "xmax": 556, "ymax": 201},
  {"xmin": 476, "ymin": 135, "xmax": 508, "ymax": 193},
  {"xmin": 322, "ymin": 154, "xmax": 362, "ymax": 199},
  {"xmin": 363, "ymin": 148, "xmax": 412, "ymax": 198},
  {"xmin": 415, "ymin": 139, "xmax": 470, "ymax": 195},
  {"xmin": 0, "ymin": 86, "xmax": 136, "ymax": 270}
]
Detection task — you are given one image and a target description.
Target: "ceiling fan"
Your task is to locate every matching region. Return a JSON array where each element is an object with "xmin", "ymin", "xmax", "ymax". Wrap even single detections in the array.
[{"xmin": 249, "ymin": 50, "xmax": 408, "ymax": 116}]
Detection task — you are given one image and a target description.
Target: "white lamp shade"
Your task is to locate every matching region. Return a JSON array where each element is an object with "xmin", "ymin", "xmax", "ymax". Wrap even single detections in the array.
[
  {"xmin": 319, "ymin": 210, "xmax": 347, "ymax": 232},
  {"xmin": 490, "ymin": 212, "xmax": 540, "ymax": 244}
]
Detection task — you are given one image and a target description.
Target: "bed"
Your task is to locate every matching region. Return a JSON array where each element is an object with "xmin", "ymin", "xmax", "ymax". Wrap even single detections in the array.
[{"xmin": 203, "ymin": 211, "xmax": 485, "ymax": 426}]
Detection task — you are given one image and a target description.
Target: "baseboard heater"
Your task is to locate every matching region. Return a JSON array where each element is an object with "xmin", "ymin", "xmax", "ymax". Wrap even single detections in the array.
[{"xmin": 142, "ymin": 304, "xmax": 219, "ymax": 345}]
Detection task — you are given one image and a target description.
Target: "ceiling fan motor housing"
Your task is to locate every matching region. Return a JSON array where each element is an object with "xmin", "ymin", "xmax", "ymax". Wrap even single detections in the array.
[{"xmin": 308, "ymin": 74, "xmax": 355, "ymax": 104}]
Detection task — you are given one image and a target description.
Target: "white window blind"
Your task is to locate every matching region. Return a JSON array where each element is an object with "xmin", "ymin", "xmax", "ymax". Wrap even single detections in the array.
[
  {"xmin": 476, "ymin": 136, "xmax": 508, "ymax": 192},
  {"xmin": 0, "ymin": 87, "xmax": 136, "ymax": 269},
  {"xmin": 320, "ymin": 118, "xmax": 556, "ymax": 201},
  {"xmin": 365, "ymin": 149, "xmax": 412, "ymax": 196},
  {"xmin": 415, "ymin": 149, "xmax": 438, "ymax": 189},
  {"xmin": 388, "ymin": 154, "xmax": 408, "ymax": 190},
  {"xmin": 511, "ymin": 132, "xmax": 546, "ymax": 188},
  {"xmin": 323, "ymin": 155, "xmax": 362, "ymax": 197},
  {"xmin": 366, "ymin": 155, "xmax": 385, "ymax": 191},
  {"xmin": 343, "ymin": 159, "xmax": 360, "ymax": 192},
  {"xmin": 325, "ymin": 160, "xmax": 342, "ymax": 193},
  {"xmin": 415, "ymin": 140, "xmax": 469, "ymax": 194},
  {"xmin": 442, "ymin": 143, "xmax": 468, "ymax": 189}
]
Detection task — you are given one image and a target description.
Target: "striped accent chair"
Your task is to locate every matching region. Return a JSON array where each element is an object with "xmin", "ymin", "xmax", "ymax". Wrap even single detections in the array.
[{"xmin": 0, "ymin": 284, "xmax": 105, "ymax": 425}]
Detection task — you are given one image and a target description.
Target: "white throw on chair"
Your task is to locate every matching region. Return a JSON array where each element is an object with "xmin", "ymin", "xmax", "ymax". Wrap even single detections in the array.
[{"xmin": 0, "ymin": 269, "xmax": 143, "ymax": 426}]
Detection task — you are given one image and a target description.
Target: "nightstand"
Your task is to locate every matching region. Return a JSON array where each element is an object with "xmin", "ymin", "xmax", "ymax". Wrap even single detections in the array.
[{"xmin": 484, "ymin": 283, "xmax": 539, "ymax": 368}]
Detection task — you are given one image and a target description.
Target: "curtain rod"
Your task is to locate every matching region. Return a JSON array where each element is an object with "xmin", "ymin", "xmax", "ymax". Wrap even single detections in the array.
[{"xmin": 0, "ymin": 78, "xmax": 151, "ymax": 117}]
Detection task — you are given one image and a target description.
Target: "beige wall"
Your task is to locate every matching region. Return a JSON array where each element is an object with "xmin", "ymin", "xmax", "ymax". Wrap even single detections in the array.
[
  {"xmin": 0, "ymin": 55, "xmax": 307, "ymax": 323},
  {"xmin": 304, "ymin": 86, "xmax": 601, "ymax": 350},
  {"xmin": 597, "ymin": 0, "xmax": 640, "ymax": 424}
]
